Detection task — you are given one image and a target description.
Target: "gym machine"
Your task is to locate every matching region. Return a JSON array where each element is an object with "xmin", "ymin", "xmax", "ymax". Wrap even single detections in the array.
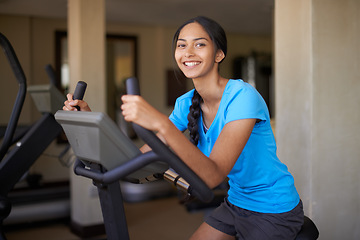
[
  {"xmin": 55, "ymin": 77, "xmax": 213, "ymax": 240},
  {"xmin": 55, "ymin": 77, "xmax": 318, "ymax": 239},
  {"xmin": 0, "ymin": 33, "xmax": 66, "ymax": 240}
]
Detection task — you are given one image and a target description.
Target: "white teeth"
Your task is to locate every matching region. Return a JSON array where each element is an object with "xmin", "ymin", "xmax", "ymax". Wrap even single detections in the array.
[{"xmin": 185, "ymin": 62, "xmax": 200, "ymax": 67}]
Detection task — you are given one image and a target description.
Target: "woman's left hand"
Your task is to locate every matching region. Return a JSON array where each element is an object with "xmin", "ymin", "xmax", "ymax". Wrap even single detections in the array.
[{"xmin": 121, "ymin": 95, "xmax": 168, "ymax": 132}]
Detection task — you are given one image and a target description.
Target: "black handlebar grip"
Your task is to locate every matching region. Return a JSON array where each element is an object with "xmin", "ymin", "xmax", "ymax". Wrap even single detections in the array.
[
  {"xmin": 73, "ymin": 81, "xmax": 87, "ymax": 111},
  {"xmin": 125, "ymin": 77, "xmax": 140, "ymax": 96},
  {"xmin": 44, "ymin": 64, "xmax": 57, "ymax": 86}
]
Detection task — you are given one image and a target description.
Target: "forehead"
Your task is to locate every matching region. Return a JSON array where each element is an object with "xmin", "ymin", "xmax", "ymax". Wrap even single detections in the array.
[{"xmin": 178, "ymin": 22, "xmax": 210, "ymax": 40}]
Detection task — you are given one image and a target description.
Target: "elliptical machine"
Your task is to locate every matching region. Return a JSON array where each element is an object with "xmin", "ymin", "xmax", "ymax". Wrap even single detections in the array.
[
  {"xmin": 56, "ymin": 77, "xmax": 319, "ymax": 240},
  {"xmin": 55, "ymin": 77, "xmax": 214, "ymax": 240},
  {"xmin": 0, "ymin": 33, "xmax": 64, "ymax": 240}
]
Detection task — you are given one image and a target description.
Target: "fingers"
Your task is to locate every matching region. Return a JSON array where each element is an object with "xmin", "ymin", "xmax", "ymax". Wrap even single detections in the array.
[
  {"xmin": 120, "ymin": 96, "xmax": 138, "ymax": 121},
  {"xmin": 122, "ymin": 95, "xmax": 145, "ymax": 112},
  {"xmin": 76, "ymin": 100, "xmax": 91, "ymax": 111},
  {"xmin": 121, "ymin": 95, "xmax": 147, "ymax": 123},
  {"xmin": 121, "ymin": 94, "xmax": 142, "ymax": 104},
  {"xmin": 120, "ymin": 95, "xmax": 164, "ymax": 132},
  {"xmin": 63, "ymin": 93, "xmax": 91, "ymax": 112},
  {"xmin": 121, "ymin": 95, "xmax": 142, "ymax": 115},
  {"xmin": 63, "ymin": 94, "xmax": 77, "ymax": 111},
  {"xmin": 67, "ymin": 93, "xmax": 74, "ymax": 101}
]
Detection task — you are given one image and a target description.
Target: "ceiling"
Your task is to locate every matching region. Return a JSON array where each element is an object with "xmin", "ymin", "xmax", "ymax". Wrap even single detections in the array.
[{"xmin": 0, "ymin": 0, "xmax": 274, "ymax": 35}]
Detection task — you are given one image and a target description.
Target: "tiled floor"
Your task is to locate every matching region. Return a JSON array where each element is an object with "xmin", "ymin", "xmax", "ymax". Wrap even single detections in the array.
[{"xmin": 4, "ymin": 196, "xmax": 206, "ymax": 240}]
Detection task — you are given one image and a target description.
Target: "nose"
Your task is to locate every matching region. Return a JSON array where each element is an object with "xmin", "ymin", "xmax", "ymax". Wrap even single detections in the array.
[{"xmin": 185, "ymin": 46, "xmax": 195, "ymax": 58}]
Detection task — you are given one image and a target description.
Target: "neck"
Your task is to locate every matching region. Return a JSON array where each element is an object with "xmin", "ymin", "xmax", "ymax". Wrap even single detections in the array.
[{"xmin": 193, "ymin": 74, "xmax": 228, "ymax": 105}]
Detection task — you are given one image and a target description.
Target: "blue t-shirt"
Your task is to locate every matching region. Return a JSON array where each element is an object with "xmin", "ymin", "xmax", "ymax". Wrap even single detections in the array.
[{"xmin": 169, "ymin": 79, "xmax": 300, "ymax": 213}]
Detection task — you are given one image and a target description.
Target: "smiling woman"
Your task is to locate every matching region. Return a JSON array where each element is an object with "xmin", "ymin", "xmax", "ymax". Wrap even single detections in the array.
[{"xmin": 124, "ymin": 16, "xmax": 303, "ymax": 240}]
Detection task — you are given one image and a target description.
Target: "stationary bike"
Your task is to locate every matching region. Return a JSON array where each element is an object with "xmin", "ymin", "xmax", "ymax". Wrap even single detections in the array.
[{"xmin": 56, "ymin": 78, "xmax": 319, "ymax": 240}]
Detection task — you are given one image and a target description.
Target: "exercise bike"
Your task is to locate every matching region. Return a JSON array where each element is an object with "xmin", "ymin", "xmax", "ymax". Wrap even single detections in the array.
[{"xmin": 55, "ymin": 77, "xmax": 319, "ymax": 240}]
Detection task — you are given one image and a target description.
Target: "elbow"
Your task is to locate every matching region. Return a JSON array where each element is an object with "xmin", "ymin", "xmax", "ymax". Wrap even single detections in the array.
[
  {"xmin": 206, "ymin": 174, "xmax": 228, "ymax": 189},
  {"xmin": 205, "ymin": 163, "xmax": 229, "ymax": 189}
]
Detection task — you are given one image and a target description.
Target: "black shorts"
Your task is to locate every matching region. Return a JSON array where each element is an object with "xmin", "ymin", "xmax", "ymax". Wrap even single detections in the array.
[{"xmin": 205, "ymin": 198, "xmax": 304, "ymax": 240}]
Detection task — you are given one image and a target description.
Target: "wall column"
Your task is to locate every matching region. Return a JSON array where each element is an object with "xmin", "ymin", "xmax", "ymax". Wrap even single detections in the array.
[
  {"xmin": 68, "ymin": 0, "xmax": 106, "ymax": 112},
  {"xmin": 275, "ymin": 0, "xmax": 360, "ymax": 239},
  {"xmin": 68, "ymin": 0, "xmax": 106, "ymax": 234}
]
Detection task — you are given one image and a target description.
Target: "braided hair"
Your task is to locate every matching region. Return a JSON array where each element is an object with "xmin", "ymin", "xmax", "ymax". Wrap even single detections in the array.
[
  {"xmin": 173, "ymin": 16, "xmax": 227, "ymax": 145},
  {"xmin": 187, "ymin": 90, "xmax": 202, "ymax": 145}
]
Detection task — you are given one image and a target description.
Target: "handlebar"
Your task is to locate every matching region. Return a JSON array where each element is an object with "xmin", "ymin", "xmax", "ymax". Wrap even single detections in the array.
[
  {"xmin": 125, "ymin": 77, "xmax": 214, "ymax": 203},
  {"xmin": 0, "ymin": 33, "xmax": 27, "ymax": 161},
  {"xmin": 44, "ymin": 64, "xmax": 57, "ymax": 86},
  {"xmin": 72, "ymin": 81, "xmax": 87, "ymax": 111}
]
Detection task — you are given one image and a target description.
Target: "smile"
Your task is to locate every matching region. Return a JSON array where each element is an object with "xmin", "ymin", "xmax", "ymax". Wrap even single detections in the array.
[{"xmin": 184, "ymin": 61, "xmax": 201, "ymax": 67}]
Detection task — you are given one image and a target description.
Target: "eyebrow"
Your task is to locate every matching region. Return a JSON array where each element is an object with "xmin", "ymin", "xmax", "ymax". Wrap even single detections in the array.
[{"xmin": 177, "ymin": 37, "xmax": 209, "ymax": 42}]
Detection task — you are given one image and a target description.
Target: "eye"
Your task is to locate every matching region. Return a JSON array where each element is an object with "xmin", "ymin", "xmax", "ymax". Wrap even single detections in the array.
[
  {"xmin": 195, "ymin": 42, "xmax": 206, "ymax": 48},
  {"xmin": 177, "ymin": 42, "xmax": 186, "ymax": 48}
]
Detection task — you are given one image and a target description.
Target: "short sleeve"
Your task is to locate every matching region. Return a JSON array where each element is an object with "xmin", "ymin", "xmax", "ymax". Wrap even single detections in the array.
[{"xmin": 225, "ymin": 84, "xmax": 268, "ymax": 124}]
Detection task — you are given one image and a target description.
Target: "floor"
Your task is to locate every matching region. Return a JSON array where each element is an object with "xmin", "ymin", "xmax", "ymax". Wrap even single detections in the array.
[{"xmin": 4, "ymin": 196, "xmax": 206, "ymax": 240}]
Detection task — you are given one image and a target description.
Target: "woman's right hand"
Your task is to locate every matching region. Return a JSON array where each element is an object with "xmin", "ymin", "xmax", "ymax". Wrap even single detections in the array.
[{"xmin": 63, "ymin": 93, "xmax": 92, "ymax": 112}]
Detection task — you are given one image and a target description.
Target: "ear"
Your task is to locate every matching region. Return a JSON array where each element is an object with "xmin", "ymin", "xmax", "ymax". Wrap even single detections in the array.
[{"xmin": 215, "ymin": 50, "xmax": 225, "ymax": 63}]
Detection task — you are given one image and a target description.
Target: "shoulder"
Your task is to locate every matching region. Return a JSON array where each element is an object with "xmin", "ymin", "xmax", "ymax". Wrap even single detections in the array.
[
  {"xmin": 222, "ymin": 79, "xmax": 269, "ymax": 122},
  {"xmin": 224, "ymin": 79, "xmax": 263, "ymax": 103},
  {"xmin": 226, "ymin": 79, "xmax": 257, "ymax": 94},
  {"xmin": 173, "ymin": 89, "xmax": 195, "ymax": 110},
  {"xmin": 169, "ymin": 89, "xmax": 194, "ymax": 131}
]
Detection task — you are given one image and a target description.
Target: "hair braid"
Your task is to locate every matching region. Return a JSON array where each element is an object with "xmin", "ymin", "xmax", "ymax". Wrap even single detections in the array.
[{"xmin": 187, "ymin": 90, "xmax": 202, "ymax": 146}]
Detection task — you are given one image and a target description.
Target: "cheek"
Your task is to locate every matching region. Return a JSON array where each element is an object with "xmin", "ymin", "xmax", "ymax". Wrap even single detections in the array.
[{"xmin": 174, "ymin": 51, "xmax": 182, "ymax": 66}]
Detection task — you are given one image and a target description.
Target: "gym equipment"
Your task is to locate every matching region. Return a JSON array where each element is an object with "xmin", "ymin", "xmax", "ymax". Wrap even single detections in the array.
[
  {"xmin": 55, "ymin": 77, "xmax": 213, "ymax": 240},
  {"xmin": 72, "ymin": 81, "xmax": 87, "ymax": 111},
  {"xmin": 56, "ymin": 77, "xmax": 318, "ymax": 239},
  {"xmin": 297, "ymin": 216, "xmax": 319, "ymax": 240},
  {"xmin": 0, "ymin": 33, "xmax": 65, "ymax": 240},
  {"xmin": 0, "ymin": 64, "xmax": 62, "ymax": 144},
  {"xmin": 56, "ymin": 77, "xmax": 319, "ymax": 239}
]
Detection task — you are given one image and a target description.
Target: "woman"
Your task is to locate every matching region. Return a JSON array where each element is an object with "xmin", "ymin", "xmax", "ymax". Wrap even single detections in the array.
[{"xmin": 64, "ymin": 16, "xmax": 304, "ymax": 240}]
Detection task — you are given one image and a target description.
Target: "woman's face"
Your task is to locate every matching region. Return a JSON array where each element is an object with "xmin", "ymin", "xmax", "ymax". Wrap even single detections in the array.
[{"xmin": 175, "ymin": 22, "xmax": 224, "ymax": 80}]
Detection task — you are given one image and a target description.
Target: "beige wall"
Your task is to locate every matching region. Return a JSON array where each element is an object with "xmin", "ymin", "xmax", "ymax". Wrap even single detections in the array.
[
  {"xmin": 0, "ymin": 15, "xmax": 68, "ymax": 183},
  {"xmin": 0, "ymin": 16, "xmax": 67, "ymax": 124},
  {"xmin": 0, "ymin": 15, "xmax": 32, "ymax": 125},
  {"xmin": 275, "ymin": 0, "xmax": 360, "ymax": 239}
]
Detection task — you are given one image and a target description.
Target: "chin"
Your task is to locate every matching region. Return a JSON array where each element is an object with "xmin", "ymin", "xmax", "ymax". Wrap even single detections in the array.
[{"xmin": 181, "ymin": 70, "xmax": 200, "ymax": 79}]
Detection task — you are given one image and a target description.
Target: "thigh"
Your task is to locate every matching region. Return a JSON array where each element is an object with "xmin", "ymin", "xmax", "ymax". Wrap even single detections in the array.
[
  {"xmin": 204, "ymin": 198, "xmax": 238, "ymax": 236},
  {"xmin": 190, "ymin": 222, "xmax": 235, "ymax": 240}
]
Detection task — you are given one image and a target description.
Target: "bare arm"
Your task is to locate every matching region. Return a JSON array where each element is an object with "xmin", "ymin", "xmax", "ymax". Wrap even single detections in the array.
[
  {"xmin": 139, "ymin": 133, "xmax": 168, "ymax": 153},
  {"xmin": 157, "ymin": 118, "xmax": 255, "ymax": 188},
  {"xmin": 121, "ymin": 95, "xmax": 255, "ymax": 188}
]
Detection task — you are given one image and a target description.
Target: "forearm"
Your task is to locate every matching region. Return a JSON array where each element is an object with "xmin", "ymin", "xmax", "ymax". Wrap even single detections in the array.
[
  {"xmin": 139, "ymin": 133, "xmax": 167, "ymax": 153},
  {"xmin": 158, "ymin": 119, "xmax": 226, "ymax": 188}
]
